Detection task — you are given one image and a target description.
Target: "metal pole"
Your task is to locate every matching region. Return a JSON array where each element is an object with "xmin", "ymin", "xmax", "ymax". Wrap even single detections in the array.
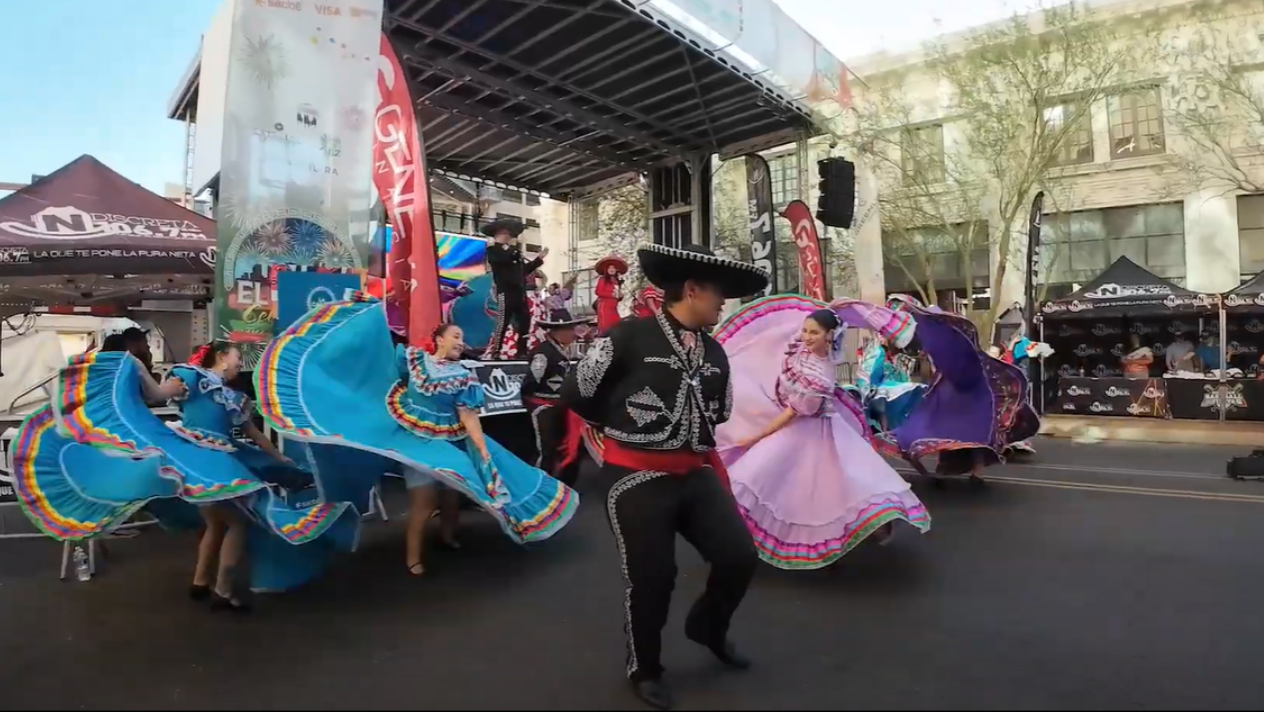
[
  {"xmin": 1219, "ymin": 297, "xmax": 1228, "ymax": 423},
  {"xmin": 1039, "ymin": 319, "xmax": 1046, "ymax": 415},
  {"xmin": 689, "ymin": 154, "xmax": 704, "ymax": 247}
]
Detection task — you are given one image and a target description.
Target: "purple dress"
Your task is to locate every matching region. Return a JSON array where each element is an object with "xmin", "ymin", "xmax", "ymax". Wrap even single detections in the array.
[
  {"xmin": 715, "ymin": 296, "xmax": 930, "ymax": 570},
  {"xmin": 886, "ymin": 302, "xmax": 1040, "ymax": 474}
]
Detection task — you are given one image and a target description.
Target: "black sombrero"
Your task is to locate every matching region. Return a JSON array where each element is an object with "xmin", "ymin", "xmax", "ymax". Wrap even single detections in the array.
[
  {"xmin": 637, "ymin": 243, "xmax": 769, "ymax": 299},
  {"xmin": 537, "ymin": 308, "xmax": 591, "ymax": 330},
  {"xmin": 480, "ymin": 217, "xmax": 526, "ymax": 238}
]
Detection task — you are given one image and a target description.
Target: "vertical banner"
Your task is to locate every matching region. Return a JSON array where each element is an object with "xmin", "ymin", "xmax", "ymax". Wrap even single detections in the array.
[
  {"xmin": 373, "ymin": 33, "xmax": 441, "ymax": 346},
  {"xmin": 215, "ymin": 0, "xmax": 384, "ymax": 367},
  {"xmin": 745, "ymin": 154, "xmax": 777, "ymax": 296},
  {"xmin": 1023, "ymin": 190, "xmax": 1046, "ymax": 329},
  {"xmin": 783, "ymin": 200, "xmax": 825, "ymax": 301}
]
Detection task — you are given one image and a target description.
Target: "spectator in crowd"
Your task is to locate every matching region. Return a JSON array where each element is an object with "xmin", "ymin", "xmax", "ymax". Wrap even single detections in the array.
[
  {"xmin": 1165, "ymin": 332, "xmax": 1195, "ymax": 372},
  {"xmin": 1121, "ymin": 334, "xmax": 1154, "ymax": 379}
]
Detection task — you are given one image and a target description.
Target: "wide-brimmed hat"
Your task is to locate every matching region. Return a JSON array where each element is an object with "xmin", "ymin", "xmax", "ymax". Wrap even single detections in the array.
[
  {"xmin": 538, "ymin": 309, "xmax": 591, "ymax": 330},
  {"xmin": 594, "ymin": 255, "xmax": 628, "ymax": 276},
  {"xmin": 480, "ymin": 217, "xmax": 525, "ymax": 238},
  {"xmin": 636, "ymin": 243, "xmax": 769, "ymax": 299}
]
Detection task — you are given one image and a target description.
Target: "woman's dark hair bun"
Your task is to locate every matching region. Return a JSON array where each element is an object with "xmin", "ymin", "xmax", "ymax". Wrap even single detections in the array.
[{"xmin": 807, "ymin": 308, "xmax": 840, "ymax": 331}]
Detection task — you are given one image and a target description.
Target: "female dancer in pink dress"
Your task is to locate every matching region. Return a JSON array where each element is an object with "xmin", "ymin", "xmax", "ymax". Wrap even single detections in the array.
[{"xmin": 714, "ymin": 295, "xmax": 930, "ymax": 570}]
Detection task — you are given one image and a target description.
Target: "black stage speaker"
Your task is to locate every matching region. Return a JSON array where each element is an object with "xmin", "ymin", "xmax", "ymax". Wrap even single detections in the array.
[
  {"xmin": 816, "ymin": 157, "xmax": 856, "ymax": 229},
  {"xmin": 1227, "ymin": 450, "xmax": 1264, "ymax": 480}
]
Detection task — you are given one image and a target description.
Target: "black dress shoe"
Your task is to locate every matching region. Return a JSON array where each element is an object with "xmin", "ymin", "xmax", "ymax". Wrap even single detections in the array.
[
  {"xmin": 687, "ymin": 635, "xmax": 751, "ymax": 670},
  {"xmin": 631, "ymin": 678, "xmax": 674, "ymax": 710}
]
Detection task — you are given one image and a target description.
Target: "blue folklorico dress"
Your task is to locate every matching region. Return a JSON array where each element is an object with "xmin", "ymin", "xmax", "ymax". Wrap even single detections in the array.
[
  {"xmin": 11, "ymin": 351, "xmax": 359, "ymax": 592},
  {"xmin": 254, "ymin": 293, "xmax": 578, "ymax": 544}
]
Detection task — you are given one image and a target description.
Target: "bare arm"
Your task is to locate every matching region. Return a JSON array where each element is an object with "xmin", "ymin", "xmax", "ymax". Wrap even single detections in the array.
[
  {"xmin": 745, "ymin": 407, "xmax": 797, "ymax": 446},
  {"xmin": 458, "ymin": 407, "xmax": 491, "ymax": 461},
  {"xmin": 242, "ymin": 421, "xmax": 289, "ymax": 463},
  {"xmin": 140, "ymin": 368, "xmax": 187, "ymax": 405}
]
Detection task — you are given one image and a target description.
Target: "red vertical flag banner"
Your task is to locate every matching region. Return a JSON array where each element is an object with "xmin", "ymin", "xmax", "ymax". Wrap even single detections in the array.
[
  {"xmin": 783, "ymin": 200, "xmax": 826, "ymax": 301},
  {"xmin": 373, "ymin": 33, "xmax": 441, "ymax": 347}
]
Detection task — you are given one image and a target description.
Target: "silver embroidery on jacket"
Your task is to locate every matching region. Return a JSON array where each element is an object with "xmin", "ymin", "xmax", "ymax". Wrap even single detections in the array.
[
  {"xmin": 577, "ymin": 337, "xmax": 613, "ymax": 398},
  {"xmin": 530, "ymin": 353, "xmax": 549, "ymax": 381}
]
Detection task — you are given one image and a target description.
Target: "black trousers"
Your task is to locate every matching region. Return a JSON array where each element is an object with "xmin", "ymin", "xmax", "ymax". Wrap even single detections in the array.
[
  {"xmin": 531, "ymin": 403, "xmax": 580, "ymax": 487},
  {"xmin": 604, "ymin": 464, "xmax": 757, "ymax": 682},
  {"xmin": 487, "ymin": 288, "xmax": 531, "ymax": 358}
]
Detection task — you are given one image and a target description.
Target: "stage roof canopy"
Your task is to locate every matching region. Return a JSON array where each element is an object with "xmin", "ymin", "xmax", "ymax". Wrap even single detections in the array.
[{"xmin": 171, "ymin": 0, "xmax": 850, "ymax": 199}]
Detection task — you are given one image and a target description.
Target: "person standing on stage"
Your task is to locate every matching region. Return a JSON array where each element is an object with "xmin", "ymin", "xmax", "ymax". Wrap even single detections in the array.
[
  {"xmin": 484, "ymin": 217, "xmax": 548, "ymax": 359},
  {"xmin": 593, "ymin": 254, "xmax": 628, "ymax": 333},
  {"xmin": 560, "ymin": 243, "xmax": 769, "ymax": 711},
  {"xmin": 521, "ymin": 309, "xmax": 590, "ymax": 487},
  {"xmin": 543, "ymin": 276, "xmax": 577, "ymax": 321}
]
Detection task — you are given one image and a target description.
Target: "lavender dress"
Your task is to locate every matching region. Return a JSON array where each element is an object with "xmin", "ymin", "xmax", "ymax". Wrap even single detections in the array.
[{"xmin": 715, "ymin": 296, "xmax": 930, "ymax": 570}]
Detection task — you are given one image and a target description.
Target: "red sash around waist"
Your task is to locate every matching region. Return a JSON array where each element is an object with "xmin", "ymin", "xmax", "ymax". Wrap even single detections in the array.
[
  {"xmin": 602, "ymin": 439, "xmax": 730, "ymax": 489},
  {"xmin": 525, "ymin": 397, "xmax": 585, "ymax": 474}
]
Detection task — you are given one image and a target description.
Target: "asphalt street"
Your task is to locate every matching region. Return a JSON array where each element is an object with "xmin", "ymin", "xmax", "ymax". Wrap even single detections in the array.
[{"xmin": 2, "ymin": 437, "xmax": 1263, "ymax": 710}]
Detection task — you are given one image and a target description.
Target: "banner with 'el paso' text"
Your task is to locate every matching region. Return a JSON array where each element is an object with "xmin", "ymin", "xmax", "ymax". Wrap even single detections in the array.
[{"xmin": 215, "ymin": 0, "xmax": 383, "ymax": 367}]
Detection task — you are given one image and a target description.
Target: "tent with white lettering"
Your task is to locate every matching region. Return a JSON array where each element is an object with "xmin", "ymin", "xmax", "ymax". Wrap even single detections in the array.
[
  {"xmin": 1223, "ymin": 271, "xmax": 1264, "ymax": 313},
  {"xmin": 0, "ymin": 155, "xmax": 214, "ymax": 310},
  {"xmin": 1039, "ymin": 256, "xmax": 1217, "ymax": 320}
]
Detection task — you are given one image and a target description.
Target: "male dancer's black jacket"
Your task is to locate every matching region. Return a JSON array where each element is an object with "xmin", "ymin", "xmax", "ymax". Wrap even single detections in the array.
[
  {"xmin": 485, "ymin": 243, "xmax": 542, "ymax": 358},
  {"xmin": 520, "ymin": 337, "xmax": 582, "ymax": 486},
  {"xmin": 559, "ymin": 311, "xmax": 756, "ymax": 684}
]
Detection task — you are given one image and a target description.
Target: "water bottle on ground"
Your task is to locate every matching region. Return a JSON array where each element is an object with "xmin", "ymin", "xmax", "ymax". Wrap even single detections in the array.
[{"xmin": 73, "ymin": 545, "xmax": 91, "ymax": 582}]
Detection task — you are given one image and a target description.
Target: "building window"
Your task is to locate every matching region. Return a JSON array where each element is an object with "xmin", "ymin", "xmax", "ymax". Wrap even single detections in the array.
[
  {"xmin": 767, "ymin": 153, "xmax": 798, "ymax": 208},
  {"xmin": 881, "ymin": 222, "xmax": 988, "ymax": 293},
  {"xmin": 1041, "ymin": 203, "xmax": 1185, "ymax": 287},
  {"xmin": 525, "ymin": 193, "xmax": 541, "ymax": 207},
  {"xmin": 1044, "ymin": 101, "xmax": 1094, "ymax": 166},
  {"xmin": 1108, "ymin": 88, "xmax": 1165, "ymax": 158},
  {"xmin": 900, "ymin": 124, "xmax": 946, "ymax": 185},
  {"xmin": 1237, "ymin": 194, "xmax": 1264, "ymax": 279},
  {"xmin": 575, "ymin": 199, "xmax": 599, "ymax": 242},
  {"xmin": 501, "ymin": 188, "xmax": 523, "ymax": 204}
]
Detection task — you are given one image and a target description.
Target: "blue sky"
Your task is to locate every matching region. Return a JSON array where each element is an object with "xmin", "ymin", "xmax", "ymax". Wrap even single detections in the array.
[
  {"xmin": 0, "ymin": 0, "xmax": 219, "ymax": 195},
  {"xmin": 0, "ymin": 0, "xmax": 1021, "ymax": 198}
]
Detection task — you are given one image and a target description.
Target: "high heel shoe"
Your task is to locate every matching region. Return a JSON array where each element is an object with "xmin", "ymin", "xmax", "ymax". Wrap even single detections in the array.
[
  {"xmin": 188, "ymin": 584, "xmax": 211, "ymax": 601},
  {"xmin": 406, "ymin": 562, "xmax": 426, "ymax": 577}
]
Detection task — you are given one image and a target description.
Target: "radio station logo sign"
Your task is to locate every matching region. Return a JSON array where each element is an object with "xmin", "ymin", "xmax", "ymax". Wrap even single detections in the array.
[
  {"xmin": 1065, "ymin": 384, "xmax": 1092, "ymax": 397},
  {"xmin": 0, "ymin": 246, "xmax": 30, "ymax": 264},
  {"xmin": 1083, "ymin": 283, "xmax": 1172, "ymax": 299},
  {"xmin": 0, "ymin": 206, "xmax": 210, "ymax": 242},
  {"xmin": 475, "ymin": 363, "xmax": 528, "ymax": 416}
]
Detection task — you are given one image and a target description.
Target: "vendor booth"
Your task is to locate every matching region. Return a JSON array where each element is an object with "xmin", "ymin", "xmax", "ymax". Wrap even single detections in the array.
[
  {"xmin": 0, "ymin": 155, "xmax": 215, "ymax": 314},
  {"xmin": 1039, "ymin": 256, "xmax": 1226, "ymax": 420}
]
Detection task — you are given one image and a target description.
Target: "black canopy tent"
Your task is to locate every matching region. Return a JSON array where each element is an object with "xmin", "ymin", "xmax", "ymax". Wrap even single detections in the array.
[
  {"xmin": 1223, "ymin": 272, "xmax": 1264, "ymax": 313},
  {"xmin": 1039, "ymin": 256, "xmax": 1217, "ymax": 320}
]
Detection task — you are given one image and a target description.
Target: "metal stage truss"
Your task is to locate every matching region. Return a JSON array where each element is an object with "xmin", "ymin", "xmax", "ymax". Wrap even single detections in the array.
[{"xmin": 384, "ymin": 0, "xmax": 820, "ymax": 202}]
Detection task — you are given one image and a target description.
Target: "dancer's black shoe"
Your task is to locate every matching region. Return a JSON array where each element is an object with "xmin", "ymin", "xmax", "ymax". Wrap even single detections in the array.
[{"xmin": 631, "ymin": 678, "xmax": 674, "ymax": 710}]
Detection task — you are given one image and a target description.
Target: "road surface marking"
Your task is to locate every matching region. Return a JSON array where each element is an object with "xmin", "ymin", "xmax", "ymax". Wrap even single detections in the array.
[{"xmin": 1008, "ymin": 462, "xmax": 1223, "ymax": 481}]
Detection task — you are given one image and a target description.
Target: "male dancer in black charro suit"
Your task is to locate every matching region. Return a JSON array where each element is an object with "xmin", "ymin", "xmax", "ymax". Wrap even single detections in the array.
[
  {"xmin": 560, "ymin": 243, "xmax": 770, "ymax": 710},
  {"xmin": 482, "ymin": 217, "xmax": 548, "ymax": 359}
]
